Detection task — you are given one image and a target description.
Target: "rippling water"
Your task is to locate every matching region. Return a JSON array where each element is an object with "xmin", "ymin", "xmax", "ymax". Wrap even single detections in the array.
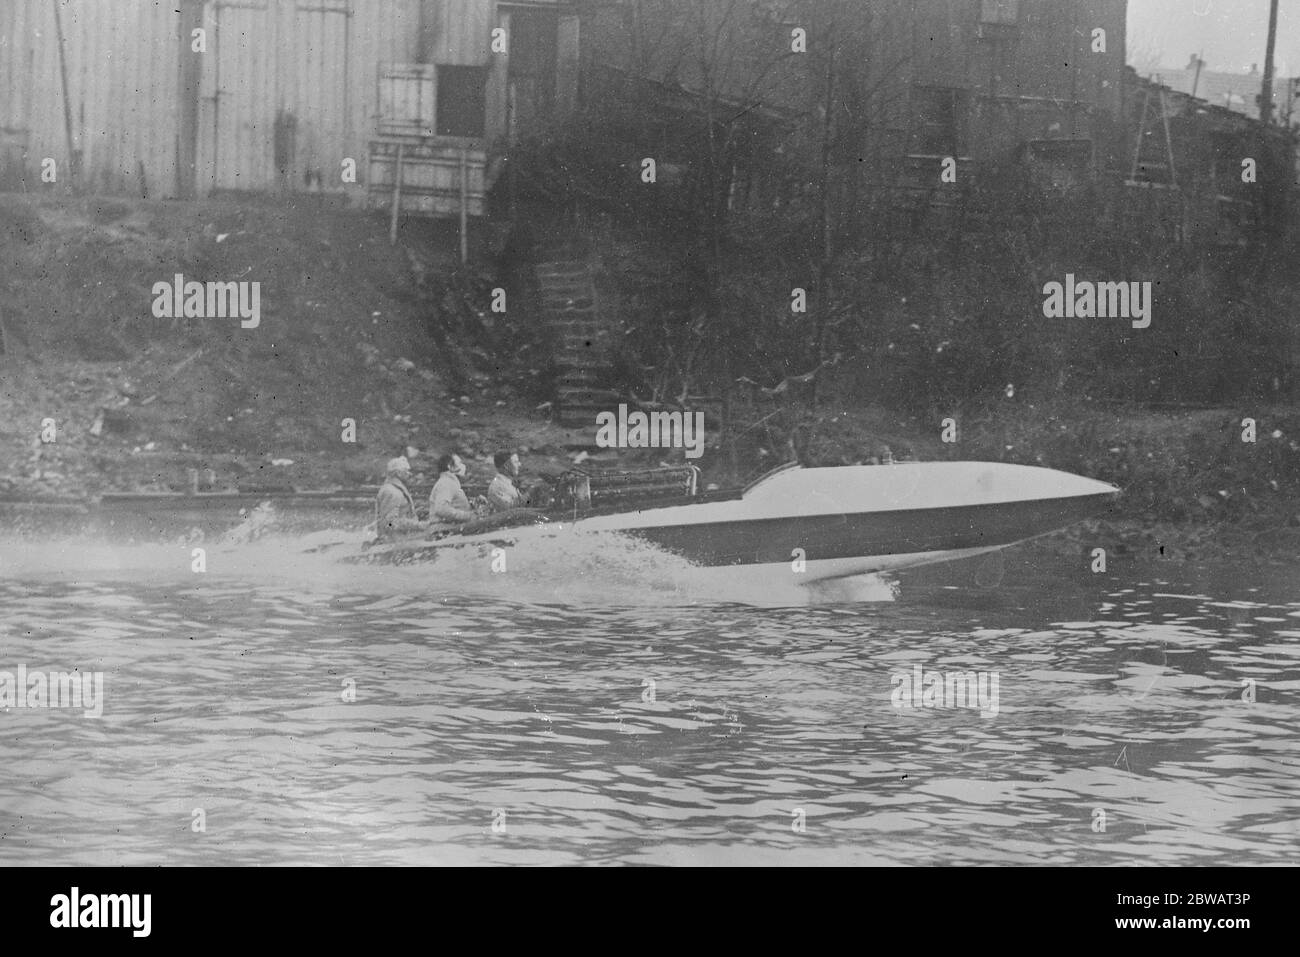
[{"xmin": 1, "ymin": 515, "xmax": 1297, "ymax": 865}]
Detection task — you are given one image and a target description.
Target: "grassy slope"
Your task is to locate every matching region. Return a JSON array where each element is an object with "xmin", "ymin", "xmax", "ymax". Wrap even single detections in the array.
[{"xmin": 0, "ymin": 193, "xmax": 575, "ymax": 497}]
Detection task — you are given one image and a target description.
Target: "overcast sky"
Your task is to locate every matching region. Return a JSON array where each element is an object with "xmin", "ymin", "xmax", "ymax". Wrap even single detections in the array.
[{"xmin": 1129, "ymin": 0, "xmax": 1296, "ymax": 75}]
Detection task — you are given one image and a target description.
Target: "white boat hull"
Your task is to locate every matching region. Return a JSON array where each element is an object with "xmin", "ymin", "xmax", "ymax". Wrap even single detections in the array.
[{"xmin": 355, "ymin": 462, "xmax": 1120, "ymax": 582}]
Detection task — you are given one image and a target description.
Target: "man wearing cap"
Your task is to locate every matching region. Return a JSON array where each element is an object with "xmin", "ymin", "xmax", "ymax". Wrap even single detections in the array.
[{"xmin": 374, "ymin": 456, "xmax": 423, "ymax": 541}]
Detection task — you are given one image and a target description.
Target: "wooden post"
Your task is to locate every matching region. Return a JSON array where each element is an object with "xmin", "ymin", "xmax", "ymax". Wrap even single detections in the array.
[
  {"xmin": 459, "ymin": 147, "xmax": 469, "ymax": 264},
  {"xmin": 51, "ymin": 0, "xmax": 78, "ymax": 189},
  {"xmin": 389, "ymin": 143, "xmax": 404, "ymax": 245},
  {"xmin": 507, "ymin": 83, "xmax": 518, "ymax": 219},
  {"xmin": 177, "ymin": 0, "xmax": 203, "ymax": 198}
]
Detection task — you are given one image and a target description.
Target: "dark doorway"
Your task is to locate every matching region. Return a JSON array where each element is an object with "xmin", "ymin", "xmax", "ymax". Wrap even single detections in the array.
[
  {"xmin": 508, "ymin": 8, "xmax": 559, "ymax": 141},
  {"xmin": 437, "ymin": 66, "xmax": 488, "ymax": 138}
]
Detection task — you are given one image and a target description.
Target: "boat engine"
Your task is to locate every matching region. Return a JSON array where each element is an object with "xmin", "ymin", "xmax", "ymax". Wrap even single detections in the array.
[{"xmin": 556, "ymin": 466, "xmax": 700, "ymax": 514}]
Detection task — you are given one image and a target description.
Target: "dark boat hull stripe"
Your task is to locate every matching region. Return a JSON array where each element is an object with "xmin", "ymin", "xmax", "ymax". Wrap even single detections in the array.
[{"xmin": 618, "ymin": 494, "xmax": 1116, "ymax": 567}]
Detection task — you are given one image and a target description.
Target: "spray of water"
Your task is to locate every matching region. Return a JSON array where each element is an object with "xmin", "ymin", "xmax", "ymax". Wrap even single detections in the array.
[{"xmin": 0, "ymin": 504, "xmax": 897, "ymax": 608}]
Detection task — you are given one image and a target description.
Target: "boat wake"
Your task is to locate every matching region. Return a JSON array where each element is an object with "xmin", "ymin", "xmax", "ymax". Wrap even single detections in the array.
[
  {"xmin": 0, "ymin": 509, "xmax": 898, "ymax": 608},
  {"xmin": 0, "ymin": 459, "xmax": 1117, "ymax": 607}
]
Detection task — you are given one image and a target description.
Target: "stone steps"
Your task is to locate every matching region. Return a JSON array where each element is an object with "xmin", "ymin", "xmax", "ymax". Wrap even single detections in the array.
[{"xmin": 536, "ymin": 256, "xmax": 618, "ymax": 427}]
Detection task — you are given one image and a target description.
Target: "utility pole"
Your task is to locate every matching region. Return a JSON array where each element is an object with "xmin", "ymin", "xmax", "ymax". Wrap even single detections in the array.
[
  {"xmin": 1260, "ymin": 0, "xmax": 1279, "ymax": 124},
  {"xmin": 1255, "ymin": 0, "xmax": 1284, "ymax": 249}
]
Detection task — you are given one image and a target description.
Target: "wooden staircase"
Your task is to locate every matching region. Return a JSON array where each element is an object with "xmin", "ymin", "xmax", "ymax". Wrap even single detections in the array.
[{"xmin": 536, "ymin": 258, "xmax": 618, "ymax": 427}]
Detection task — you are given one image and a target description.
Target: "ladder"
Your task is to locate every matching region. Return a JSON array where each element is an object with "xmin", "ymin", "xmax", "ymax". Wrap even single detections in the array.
[{"xmin": 1129, "ymin": 87, "xmax": 1178, "ymax": 186}]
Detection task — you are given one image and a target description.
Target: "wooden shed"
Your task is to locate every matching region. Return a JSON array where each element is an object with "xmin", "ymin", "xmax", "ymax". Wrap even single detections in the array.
[{"xmin": 0, "ymin": 0, "xmax": 578, "ymax": 201}]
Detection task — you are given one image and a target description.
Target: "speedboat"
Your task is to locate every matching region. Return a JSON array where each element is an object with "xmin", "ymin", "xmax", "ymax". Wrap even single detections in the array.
[{"xmin": 353, "ymin": 461, "xmax": 1120, "ymax": 584}]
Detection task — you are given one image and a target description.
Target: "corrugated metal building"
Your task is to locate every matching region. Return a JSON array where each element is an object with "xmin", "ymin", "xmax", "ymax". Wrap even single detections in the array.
[{"xmin": 0, "ymin": 0, "xmax": 576, "ymax": 200}]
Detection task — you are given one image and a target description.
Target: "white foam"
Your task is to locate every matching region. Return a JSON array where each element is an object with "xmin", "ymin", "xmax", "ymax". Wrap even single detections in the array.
[{"xmin": 0, "ymin": 520, "xmax": 898, "ymax": 608}]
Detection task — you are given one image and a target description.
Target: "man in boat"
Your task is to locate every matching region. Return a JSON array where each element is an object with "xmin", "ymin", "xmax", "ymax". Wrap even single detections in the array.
[
  {"xmin": 374, "ymin": 456, "xmax": 424, "ymax": 541},
  {"xmin": 487, "ymin": 451, "xmax": 524, "ymax": 513},
  {"xmin": 429, "ymin": 452, "xmax": 486, "ymax": 525}
]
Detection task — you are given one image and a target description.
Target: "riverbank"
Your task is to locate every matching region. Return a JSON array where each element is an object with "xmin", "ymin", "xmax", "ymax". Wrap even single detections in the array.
[
  {"xmin": 0, "ymin": 192, "xmax": 584, "ymax": 498},
  {"xmin": 3, "ymin": 193, "xmax": 1298, "ymax": 559}
]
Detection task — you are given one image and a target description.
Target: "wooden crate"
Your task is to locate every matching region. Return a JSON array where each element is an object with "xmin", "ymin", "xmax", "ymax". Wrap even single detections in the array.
[{"xmin": 367, "ymin": 138, "xmax": 489, "ymax": 217}]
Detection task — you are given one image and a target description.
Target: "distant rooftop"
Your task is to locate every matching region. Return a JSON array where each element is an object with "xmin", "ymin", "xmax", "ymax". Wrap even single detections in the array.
[{"xmin": 1149, "ymin": 54, "xmax": 1296, "ymax": 123}]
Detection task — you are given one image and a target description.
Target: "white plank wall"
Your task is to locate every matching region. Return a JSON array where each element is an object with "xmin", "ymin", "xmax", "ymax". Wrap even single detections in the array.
[
  {"xmin": 427, "ymin": 0, "xmax": 493, "ymax": 66},
  {"xmin": 0, "ymin": 0, "xmax": 182, "ymax": 195},
  {"xmin": 0, "ymin": 0, "xmax": 451, "ymax": 199}
]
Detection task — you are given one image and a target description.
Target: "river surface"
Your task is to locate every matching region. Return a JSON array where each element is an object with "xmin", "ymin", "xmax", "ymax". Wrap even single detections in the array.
[{"xmin": 0, "ymin": 511, "xmax": 1297, "ymax": 866}]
